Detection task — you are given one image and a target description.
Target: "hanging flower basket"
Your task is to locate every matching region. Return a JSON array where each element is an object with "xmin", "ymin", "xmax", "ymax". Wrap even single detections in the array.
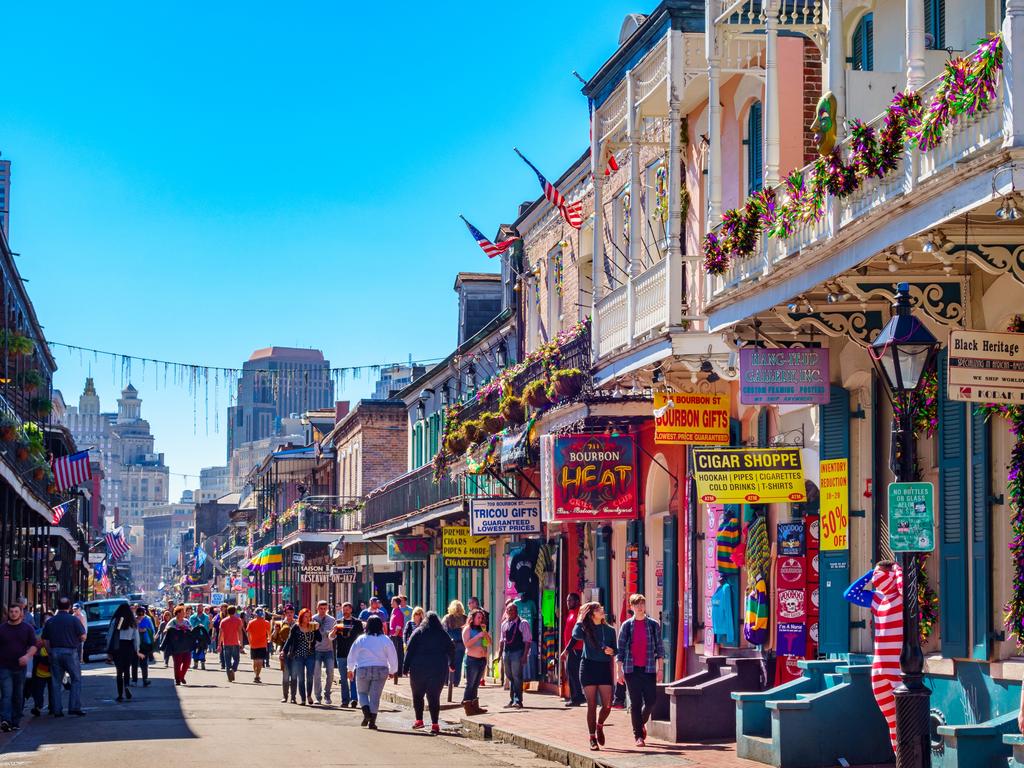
[
  {"xmin": 445, "ymin": 428, "xmax": 468, "ymax": 456},
  {"xmin": 479, "ymin": 412, "xmax": 505, "ymax": 436},
  {"xmin": 500, "ymin": 394, "xmax": 526, "ymax": 426},
  {"xmin": 550, "ymin": 368, "xmax": 586, "ymax": 399},
  {"xmin": 19, "ymin": 370, "xmax": 44, "ymax": 394},
  {"xmin": 30, "ymin": 397, "xmax": 53, "ymax": 419},
  {"xmin": 0, "ymin": 330, "xmax": 34, "ymax": 358},
  {"xmin": 462, "ymin": 420, "xmax": 484, "ymax": 445},
  {"xmin": 0, "ymin": 412, "xmax": 17, "ymax": 443},
  {"xmin": 524, "ymin": 379, "xmax": 550, "ymax": 408}
]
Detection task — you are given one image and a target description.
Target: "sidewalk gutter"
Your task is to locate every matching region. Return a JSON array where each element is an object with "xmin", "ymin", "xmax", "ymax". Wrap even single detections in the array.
[
  {"xmin": 381, "ymin": 686, "xmax": 463, "ymax": 711},
  {"xmin": 459, "ymin": 716, "xmax": 595, "ymax": 768}
]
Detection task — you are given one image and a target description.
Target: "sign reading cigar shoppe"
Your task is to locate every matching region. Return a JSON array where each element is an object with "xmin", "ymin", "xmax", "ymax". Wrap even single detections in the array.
[
  {"xmin": 692, "ymin": 447, "xmax": 807, "ymax": 504},
  {"xmin": 550, "ymin": 434, "xmax": 637, "ymax": 522},
  {"xmin": 948, "ymin": 329, "xmax": 1024, "ymax": 404},
  {"xmin": 469, "ymin": 498, "xmax": 541, "ymax": 535},
  {"xmin": 653, "ymin": 392, "xmax": 730, "ymax": 445}
]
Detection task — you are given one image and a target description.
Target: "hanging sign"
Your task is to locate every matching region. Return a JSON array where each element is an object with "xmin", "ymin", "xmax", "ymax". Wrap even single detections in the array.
[
  {"xmin": 692, "ymin": 447, "xmax": 807, "ymax": 504},
  {"xmin": 88, "ymin": 553, "xmax": 106, "ymax": 564},
  {"xmin": 819, "ymin": 459, "xmax": 850, "ymax": 551},
  {"xmin": 441, "ymin": 526, "xmax": 489, "ymax": 568},
  {"xmin": 386, "ymin": 535, "xmax": 432, "ymax": 562},
  {"xmin": 469, "ymin": 498, "xmax": 541, "ymax": 536},
  {"xmin": 210, "ymin": 592, "xmax": 225, "ymax": 606},
  {"xmin": 739, "ymin": 347, "xmax": 830, "ymax": 405},
  {"xmin": 550, "ymin": 434, "xmax": 637, "ymax": 522},
  {"xmin": 887, "ymin": 482, "xmax": 935, "ymax": 552},
  {"xmin": 948, "ymin": 329, "xmax": 1024, "ymax": 404},
  {"xmin": 653, "ymin": 392, "xmax": 730, "ymax": 445},
  {"xmin": 299, "ymin": 564, "xmax": 358, "ymax": 584}
]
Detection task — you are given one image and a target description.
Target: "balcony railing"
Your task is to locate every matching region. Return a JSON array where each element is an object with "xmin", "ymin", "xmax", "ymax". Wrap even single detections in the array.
[
  {"xmin": 280, "ymin": 501, "xmax": 363, "ymax": 538},
  {"xmin": 363, "ymin": 463, "xmax": 518, "ymax": 531}
]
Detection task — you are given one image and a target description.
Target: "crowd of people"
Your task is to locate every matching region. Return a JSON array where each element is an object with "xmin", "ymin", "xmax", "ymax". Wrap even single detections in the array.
[{"xmin": 0, "ymin": 590, "xmax": 663, "ymax": 750}]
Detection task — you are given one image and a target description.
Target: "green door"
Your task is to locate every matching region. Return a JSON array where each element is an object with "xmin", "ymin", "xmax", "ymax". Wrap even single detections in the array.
[
  {"xmin": 970, "ymin": 409, "xmax": 992, "ymax": 660},
  {"xmin": 819, "ymin": 384, "xmax": 851, "ymax": 655}
]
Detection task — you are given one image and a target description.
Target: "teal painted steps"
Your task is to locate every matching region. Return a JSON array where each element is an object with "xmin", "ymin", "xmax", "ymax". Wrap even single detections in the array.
[
  {"xmin": 938, "ymin": 710, "xmax": 1016, "ymax": 768},
  {"xmin": 1003, "ymin": 733, "xmax": 1024, "ymax": 768},
  {"xmin": 734, "ymin": 660, "xmax": 893, "ymax": 768}
]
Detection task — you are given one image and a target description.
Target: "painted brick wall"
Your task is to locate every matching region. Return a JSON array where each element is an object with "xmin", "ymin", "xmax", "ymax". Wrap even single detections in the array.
[{"xmin": 803, "ymin": 39, "xmax": 823, "ymax": 165}]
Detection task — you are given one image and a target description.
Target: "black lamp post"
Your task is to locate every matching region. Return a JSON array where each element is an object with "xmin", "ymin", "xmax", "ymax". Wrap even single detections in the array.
[{"xmin": 868, "ymin": 282, "xmax": 941, "ymax": 768}]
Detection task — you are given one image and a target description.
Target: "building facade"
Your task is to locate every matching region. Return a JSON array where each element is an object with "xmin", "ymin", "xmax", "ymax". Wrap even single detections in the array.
[{"xmin": 141, "ymin": 499, "xmax": 194, "ymax": 592}]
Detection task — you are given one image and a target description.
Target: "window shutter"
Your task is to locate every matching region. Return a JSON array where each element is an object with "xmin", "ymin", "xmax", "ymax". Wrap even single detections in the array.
[
  {"xmin": 819, "ymin": 384, "xmax": 851, "ymax": 655},
  {"xmin": 627, "ymin": 518, "xmax": 645, "ymax": 593},
  {"xmin": 865, "ymin": 15, "xmax": 874, "ymax": 71},
  {"xmin": 970, "ymin": 408, "xmax": 991, "ymax": 660},
  {"xmin": 924, "ymin": 0, "xmax": 934, "ymax": 46},
  {"xmin": 661, "ymin": 515, "xmax": 677, "ymax": 679},
  {"xmin": 936, "ymin": 0, "xmax": 945, "ymax": 48},
  {"xmin": 937, "ymin": 350, "xmax": 969, "ymax": 658},
  {"xmin": 747, "ymin": 102, "xmax": 763, "ymax": 194},
  {"xmin": 595, "ymin": 525, "xmax": 613, "ymax": 616}
]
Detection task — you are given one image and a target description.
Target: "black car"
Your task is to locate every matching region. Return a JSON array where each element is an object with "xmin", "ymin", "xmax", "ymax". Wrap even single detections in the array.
[{"xmin": 82, "ymin": 598, "xmax": 128, "ymax": 660}]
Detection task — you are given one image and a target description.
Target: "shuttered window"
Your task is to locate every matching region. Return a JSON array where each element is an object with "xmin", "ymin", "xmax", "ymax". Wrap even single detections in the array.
[
  {"xmin": 819, "ymin": 384, "xmax": 851, "ymax": 655},
  {"xmin": 924, "ymin": 0, "xmax": 945, "ymax": 49},
  {"xmin": 851, "ymin": 13, "xmax": 874, "ymax": 71},
  {"xmin": 746, "ymin": 102, "xmax": 763, "ymax": 194},
  {"xmin": 937, "ymin": 351, "xmax": 969, "ymax": 658},
  {"xmin": 970, "ymin": 409, "xmax": 992, "ymax": 659}
]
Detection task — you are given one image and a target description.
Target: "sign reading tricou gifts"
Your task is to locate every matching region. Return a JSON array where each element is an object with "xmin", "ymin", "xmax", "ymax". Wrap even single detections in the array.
[
  {"xmin": 739, "ymin": 347, "xmax": 830, "ymax": 405},
  {"xmin": 550, "ymin": 434, "xmax": 637, "ymax": 522},
  {"xmin": 888, "ymin": 482, "xmax": 935, "ymax": 553},
  {"xmin": 653, "ymin": 392, "xmax": 730, "ymax": 445},
  {"xmin": 948, "ymin": 329, "xmax": 1024, "ymax": 404},
  {"xmin": 441, "ymin": 526, "xmax": 490, "ymax": 568},
  {"xmin": 692, "ymin": 447, "xmax": 807, "ymax": 504},
  {"xmin": 469, "ymin": 498, "xmax": 541, "ymax": 536}
]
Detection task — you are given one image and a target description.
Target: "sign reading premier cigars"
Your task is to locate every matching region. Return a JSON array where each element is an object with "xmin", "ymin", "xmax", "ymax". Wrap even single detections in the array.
[
  {"xmin": 740, "ymin": 347, "xmax": 830, "ymax": 405},
  {"xmin": 550, "ymin": 434, "xmax": 637, "ymax": 522},
  {"xmin": 692, "ymin": 447, "xmax": 807, "ymax": 504}
]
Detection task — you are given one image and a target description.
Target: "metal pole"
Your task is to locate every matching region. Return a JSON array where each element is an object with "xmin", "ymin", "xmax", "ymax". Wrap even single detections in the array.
[{"xmin": 893, "ymin": 394, "xmax": 930, "ymax": 768}]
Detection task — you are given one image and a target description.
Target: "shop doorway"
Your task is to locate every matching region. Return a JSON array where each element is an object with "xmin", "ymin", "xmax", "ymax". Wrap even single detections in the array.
[{"xmin": 372, "ymin": 571, "xmax": 403, "ymax": 604}]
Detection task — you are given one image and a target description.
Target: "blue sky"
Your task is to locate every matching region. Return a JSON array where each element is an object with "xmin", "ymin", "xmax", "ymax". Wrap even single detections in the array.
[{"xmin": 2, "ymin": 2, "xmax": 638, "ymax": 498}]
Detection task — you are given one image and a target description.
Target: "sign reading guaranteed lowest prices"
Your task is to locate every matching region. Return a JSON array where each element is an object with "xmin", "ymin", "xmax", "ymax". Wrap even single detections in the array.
[
  {"xmin": 692, "ymin": 448, "xmax": 807, "ymax": 504},
  {"xmin": 469, "ymin": 498, "xmax": 541, "ymax": 535},
  {"xmin": 653, "ymin": 392, "xmax": 730, "ymax": 445},
  {"xmin": 442, "ymin": 526, "xmax": 490, "ymax": 568}
]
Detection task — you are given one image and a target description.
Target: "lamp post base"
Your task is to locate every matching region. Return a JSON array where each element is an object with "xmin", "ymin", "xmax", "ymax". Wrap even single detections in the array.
[{"xmin": 893, "ymin": 680, "xmax": 931, "ymax": 768}]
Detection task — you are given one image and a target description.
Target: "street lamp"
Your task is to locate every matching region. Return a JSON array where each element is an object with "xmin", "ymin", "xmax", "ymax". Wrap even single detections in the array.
[{"xmin": 868, "ymin": 282, "xmax": 941, "ymax": 768}]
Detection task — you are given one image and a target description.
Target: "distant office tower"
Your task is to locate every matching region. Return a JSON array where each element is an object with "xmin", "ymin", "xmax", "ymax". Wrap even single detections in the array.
[
  {"xmin": 225, "ymin": 347, "xmax": 333, "ymax": 459},
  {"xmin": 372, "ymin": 363, "xmax": 427, "ymax": 400},
  {"xmin": 0, "ymin": 156, "xmax": 10, "ymax": 239}
]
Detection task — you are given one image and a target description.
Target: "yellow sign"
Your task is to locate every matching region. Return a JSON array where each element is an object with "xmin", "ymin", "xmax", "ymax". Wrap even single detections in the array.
[
  {"xmin": 654, "ymin": 392, "xmax": 730, "ymax": 445},
  {"xmin": 691, "ymin": 447, "xmax": 806, "ymax": 504},
  {"xmin": 441, "ymin": 525, "xmax": 489, "ymax": 568},
  {"xmin": 819, "ymin": 459, "xmax": 850, "ymax": 551}
]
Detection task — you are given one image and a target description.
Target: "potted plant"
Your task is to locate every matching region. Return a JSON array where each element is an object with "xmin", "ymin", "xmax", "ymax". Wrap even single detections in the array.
[
  {"xmin": 30, "ymin": 397, "xmax": 52, "ymax": 420},
  {"xmin": 18, "ymin": 422, "xmax": 44, "ymax": 463},
  {"xmin": 524, "ymin": 379, "xmax": 550, "ymax": 408},
  {"xmin": 550, "ymin": 368, "xmax": 587, "ymax": 399},
  {"xmin": 462, "ymin": 419, "xmax": 484, "ymax": 444},
  {"xmin": 19, "ymin": 370, "xmax": 44, "ymax": 394},
  {"xmin": 500, "ymin": 394, "xmax": 526, "ymax": 426},
  {"xmin": 0, "ymin": 330, "xmax": 34, "ymax": 357},
  {"xmin": 479, "ymin": 412, "xmax": 505, "ymax": 436},
  {"xmin": 445, "ymin": 427, "xmax": 468, "ymax": 455},
  {"xmin": 0, "ymin": 411, "xmax": 17, "ymax": 443},
  {"xmin": 31, "ymin": 457, "xmax": 50, "ymax": 483}
]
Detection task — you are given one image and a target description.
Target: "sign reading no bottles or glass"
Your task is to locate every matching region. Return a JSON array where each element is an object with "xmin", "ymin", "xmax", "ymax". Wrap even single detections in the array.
[{"xmin": 888, "ymin": 482, "xmax": 935, "ymax": 553}]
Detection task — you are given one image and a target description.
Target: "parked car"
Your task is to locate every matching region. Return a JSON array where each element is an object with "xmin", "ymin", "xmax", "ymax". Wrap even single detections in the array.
[{"xmin": 82, "ymin": 597, "xmax": 128, "ymax": 660}]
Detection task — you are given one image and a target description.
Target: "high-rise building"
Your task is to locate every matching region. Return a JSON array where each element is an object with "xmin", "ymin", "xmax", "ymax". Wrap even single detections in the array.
[
  {"xmin": 0, "ymin": 155, "xmax": 11, "ymax": 239},
  {"xmin": 372, "ymin": 363, "xmax": 427, "ymax": 400},
  {"xmin": 226, "ymin": 347, "xmax": 333, "ymax": 458},
  {"xmin": 199, "ymin": 465, "xmax": 230, "ymax": 496}
]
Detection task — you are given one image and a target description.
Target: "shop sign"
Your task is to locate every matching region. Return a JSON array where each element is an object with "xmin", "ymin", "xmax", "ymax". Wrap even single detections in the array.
[
  {"xmin": 292, "ymin": 553, "xmax": 305, "ymax": 565},
  {"xmin": 739, "ymin": 347, "xmax": 830, "ymax": 405},
  {"xmin": 210, "ymin": 592, "xmax": 225, "ymax": 606},
  {"xmin": 500, "ymin": 424, "xmax": 532, "ymax": 472},
  {"xmin": 653, "ymin": 392, "xmax": 730, "ymax": 445},
  {"xmin": 88, "ymin": 553, "xmax": 105, "ymax": 564},
  {"xmin": 888, "ymin": 482, "xmax": 935, "ymax": 552},
  {"xmin": 819, "ymin": 459, "xmax": 850, "ymax": 551},
  {"xmin": 299, "ymin": 564, "xmax": 357, "ymax": 584},
  {"xmin": 692, "ymin": 448, "xmax": 807, "ymax": 504},
  {"xmin": 386, "ymin": 535, "xmax": 432, "ymax": 562},
  {"xmin": 948, "ymin": 329, "xmax": 1024, "ymax": 404},
  {"xmin": 469, "ymin": 498, "xmax": 541, "ymax": 536},
  {"xmin": 441, "ymin": 526, "xmax": 489, "ymax": 568},
  {"xmin": 550, "ymin": 434, "xmax": 637, "ymax": 522}
]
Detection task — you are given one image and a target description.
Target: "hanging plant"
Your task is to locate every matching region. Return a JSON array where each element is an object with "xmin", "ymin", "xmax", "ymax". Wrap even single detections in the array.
[
  {"xmin": 549, "ymin": 368, "xmax": 586, "ymax": 400},
  {"xmin": 31, "ymin": 457, "xmax": 51, "ymax": 483},
  {"xmin": 0, "ymin": 411, "xmax": 17, "ymax": 443},
  {"xmin": 0, "ymin": 330, "xmax": 34, "ymax": 357},
  {"xmin": 500, "ymin": 394, "xmax": 526, "ymax": 427},
  {"xmin": 445, "ymin": 426, "xmax": 469, "ymax": 456},
  {"xmin": 17, "ymin": 422, "xmax": 44, "ymax": 462},
  {"xmin": 479, "ymin": 412, "xmax": 505, "ymax": 436},
  {"xmin": 19, "ymin": 369, "xmax": 44, "ymax": 394},
  {"xmin": 462, "ymin": 420, "xmax": 484, "ymax": 444},
  {"xmin": 524, "ymin": 379, "xmax": 551, "ymax": 408},
  {"xmin": 30, "ymin": 397, "xmax": 53, "ymax": 419}
]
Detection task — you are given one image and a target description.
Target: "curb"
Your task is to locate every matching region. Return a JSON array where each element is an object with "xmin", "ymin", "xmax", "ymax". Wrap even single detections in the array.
[
  {"xmin": 380, "ymin": 687, "xmax": 464, "ymax": 711},
  {"xmin": 459, "ymin": 716, "xmax": 602, "ymax": 768}
]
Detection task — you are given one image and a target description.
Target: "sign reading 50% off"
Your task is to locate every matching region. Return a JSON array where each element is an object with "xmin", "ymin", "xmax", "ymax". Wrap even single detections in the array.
[{"xmin": 819, "ymin": 459, "xmax": 850, "ymax": 551}]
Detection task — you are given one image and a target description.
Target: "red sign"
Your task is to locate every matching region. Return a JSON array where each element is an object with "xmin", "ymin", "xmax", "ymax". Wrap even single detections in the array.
[
  {"xmin": 550, "ymin": 434, "xmax": 638, "ymax": 522},
  {"xmin": 777, "ymin": 557, "xmax": 806, "ymax": 588}
]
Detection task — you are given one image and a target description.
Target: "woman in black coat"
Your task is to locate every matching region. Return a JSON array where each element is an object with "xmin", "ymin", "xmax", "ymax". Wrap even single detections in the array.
[{"xmin": 402, "ymin": 611, "xmax": 454, "ymax": 733}]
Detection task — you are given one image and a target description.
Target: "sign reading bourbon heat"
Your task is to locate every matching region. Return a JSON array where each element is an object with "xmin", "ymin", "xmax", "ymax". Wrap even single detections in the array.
[
  {"xmin": 550, "ymin": 434, "xmax": 637, "ymax": 522},
  {"xmin": 692, "ymin": 447, "xmax": 807, "ymax": 504}
]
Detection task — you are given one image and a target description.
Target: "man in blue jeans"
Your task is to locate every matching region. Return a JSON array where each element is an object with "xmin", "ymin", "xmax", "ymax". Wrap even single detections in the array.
[
  {"xmin": 312, "ymin": 601, "xmax": 336, "ymax": 705},
  {"xmin": 42, "ymin": 597, "xmax": 86, "ymax": 718},
  {"xmin": 0, "ymin": 603, "xmax": 38, "ymax": 731},
  {"xmin": 331, "ymin": 602, "xmax": 362, "ymax": 708},
  {"xmin": 498, "ymin": 603, "xmax": 531, "ymax": 709}
]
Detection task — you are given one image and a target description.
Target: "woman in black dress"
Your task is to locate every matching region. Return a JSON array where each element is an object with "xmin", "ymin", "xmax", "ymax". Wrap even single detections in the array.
[
  {"xmin": 571, "ymin": 601, "xmax": 617, "ymax": 750},
  {"xmin": 106, "ymin": 603, "xmax": 143, "ymax": 702}
]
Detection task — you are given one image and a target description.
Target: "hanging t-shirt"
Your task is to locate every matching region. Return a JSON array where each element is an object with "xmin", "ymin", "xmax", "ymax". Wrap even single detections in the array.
[
  {"xmin": 710, "ymin": 581, "xmax": 737, "ymax": 645},
  {"xmin": 716, "ymin": 510, "xmax": 741, "ymax": 573},
  {"xmin": 743, "ymin": 579, "xmax": 769, "ymax": 646}
]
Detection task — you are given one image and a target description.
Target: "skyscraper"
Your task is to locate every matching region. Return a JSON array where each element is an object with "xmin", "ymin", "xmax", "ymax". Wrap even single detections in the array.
[
  {"xmin": 0, "ymin": 155, "xmax": 11, "ymax": 239},
  {"xmin": 226, "ymin": 347, "xmax": 333, "ymax": 458}
]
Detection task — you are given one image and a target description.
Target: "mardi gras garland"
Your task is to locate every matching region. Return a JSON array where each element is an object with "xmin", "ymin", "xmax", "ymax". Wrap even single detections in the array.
[
  {"xmin": 892, "ymin": 370, "xmax": 939, "ymax": 438},
  {"xmin": 917, "ymin": 554, "xmax": 939, "ymax": 642},
  {"xmin": 703, "ymin": 34, "xmax": 1003, "ymax": 275}
]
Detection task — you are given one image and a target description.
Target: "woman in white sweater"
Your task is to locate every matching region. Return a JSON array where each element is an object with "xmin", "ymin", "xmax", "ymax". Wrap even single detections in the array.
[{"xmin": 347, "ymin": 615, "xmax": 397, "ymax": 729}]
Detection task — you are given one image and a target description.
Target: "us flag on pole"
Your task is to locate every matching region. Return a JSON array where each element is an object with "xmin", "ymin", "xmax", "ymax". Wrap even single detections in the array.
[
  {"xmin": 459, "ymin": 216, "xmax": 519, "ymax": 258},
  {"xmin": 50, "ymin": 450, "xmax": 92, "ymax": 492},
  {"xmin": 51, "ymin": 499, "xmax": 75, "ymax": 526},
  {"xmin": 514, "ymin": 148, "xmax": 584, "ymax": 230},
  {"xmin": 105, "ymin": 527, "xmax": 130, "ymax": 561}
]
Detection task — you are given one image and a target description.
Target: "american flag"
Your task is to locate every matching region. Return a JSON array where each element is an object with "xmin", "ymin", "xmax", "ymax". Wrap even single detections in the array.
[
  {"xmin": 51, "ymin": 499, "xmax": 75, "ymax": 526},
  {"xmin": 514, "ymin": 149, "xmax": 584, "ymax": 230},
  {"xmin": 460, "ymin": 216, "xmax": 519, "ymax": 258},
  {"xmin": 50, "ymin": 450, "xmax": 92, "ymax": 492},
  {"xmin": 105, "ymin": 527, "xmax": 130, "ymax": 561}
]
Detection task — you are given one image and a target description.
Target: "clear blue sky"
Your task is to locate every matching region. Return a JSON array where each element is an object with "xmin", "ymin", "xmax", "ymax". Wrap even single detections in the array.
[{"xmin": 2, "ymin": 2, "xmax": 638, "ymax": 499}]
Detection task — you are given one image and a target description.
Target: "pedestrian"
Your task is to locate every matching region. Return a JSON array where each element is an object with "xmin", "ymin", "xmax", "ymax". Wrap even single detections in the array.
[
  {"xmin": 461, "ymin": 608, "xmax": 490, "ymax": 716},
  {"xmin": 134, "ymin": 606, "xmax": 155, "ymax": 687},
  {"xmin": 41, "ymin": 596, "xmax": 85, "ymax": 717},
  {"xmin": 246, "ymin": 608, "xmax": 271, "ymax": 684},
  {"xmin": 157, "ymin": 610, "xmax": 173, "ymax": 667},
  {"xmin": 160, "ymin": 606, "xmax": 195, "ymax": 686},
  {"xmin": 218, "ymin": 605, "xmax": 244, "ymax": 682},
  {"xmin": 29, "ymin": 618, "xmax": 52, "ymax": 717},
  {"xmin": 281, "ymin": 608, "xmax": 320, "ymax": 705},
  {"xmin": 272, "ymin": 605, "xmax": 296, "ymax": 703},
  {"xmin": 572, "ymin": 601, "xmax": 617, "ymax": 750},
  {"xmin": 106, "ymin": 603, "xmax": 143, "ymax": 702},
  {"xmin": 388, "ymin": 596, "xmax": 405, "ymax": 684},
  {"xmin": 441, "ymin": 600, "xmax": 467, "ymax": 688},
  {"xmin": 311, "ymin": 600, "xmax": 336, "ymax": 705},
  {"xmin": 0, "ymin": 602, "xmax": 38, "ymax": 732},
  {"xmin": 403, "ymin": 611, "xmax": 454, "ymax": 734},
  {"xmin": 559, "ymin": 592, "xmax": 586, "ymax": 707},
  {"xmin": 404, "ymin": 606, "xmax": 424, "ymax": 644},
  {"xmin": 347, "ymin": 615, "xmax": 397, "ymax": 730},
  {"xmin": 330, "ymin": 602, "xmax": 362, "ymax": 709},
  {"xmin": 616, "ymin": 594, "xmax": 664, "ymax": 747},
  {"xmin": 498, "ymin": 602, "xmax": 531, "ymax": 709},
  {"xmin": 399, "ymin": 595, "xmax": 412, "ymax": 624},
  {"xmin": 189, "ymin": 603, "xmax": 211, "ymax": 670},
  {"xmin": 359, "ymin": 596, "xmax": 388, "ymax": 625}
]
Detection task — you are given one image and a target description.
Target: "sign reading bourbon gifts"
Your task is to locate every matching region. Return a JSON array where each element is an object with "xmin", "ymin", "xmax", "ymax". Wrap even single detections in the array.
[{"xmin": 550, "ymin": 434, "xmax": 637, "ymax": 522}]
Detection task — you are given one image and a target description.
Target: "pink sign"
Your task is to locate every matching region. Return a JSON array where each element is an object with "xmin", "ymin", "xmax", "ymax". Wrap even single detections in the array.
[
  {"xmin": 704, "ymin": 505, "xmax": 722, "ymax": 651},
  {"xmin": 739, "ymin": 347, "xmax": 830, "ymax": 405}
]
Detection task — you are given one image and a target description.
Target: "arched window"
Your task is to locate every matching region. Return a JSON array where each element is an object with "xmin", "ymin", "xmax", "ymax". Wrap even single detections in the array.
[
  {"xmin": 746, "ymin": 101, "xmax": 763, "ymax": 194},
  {"xmin": 924, "ymin": 0, "xmax": 945, "ymax": 49},
  {"xmin": 851, "ymin": 13, "xmax": 874, "ymax": 71}
]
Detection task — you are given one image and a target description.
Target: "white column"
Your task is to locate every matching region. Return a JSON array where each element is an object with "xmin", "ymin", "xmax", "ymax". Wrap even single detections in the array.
[
  {"xmin": 666, "ymin": 29, "xmax": 685, "ymax": 326},
  {"xmin": 906, "ymin": 0, "xmax": 926, "ymax": 90},
  {"xmin": 626, "ymin": 68, "xmax": 641, "ymax": 343},
  {"xmin": 1004, "ymin": 0, "xmax": 1024, "ymax": 147},
  {"xmin": 707, "ymin": 2, "xmax": 723, "ymax": 223},
  {"xmin": 826, "ymin": 0, "xmax": 846, "ymax": 131},
  {"xmin": 764, "ymin": 0, "xmax": 781, "ymax": 185},
  {"xmin": 590, "ymin": 100, "xmax": 604, "ymax": 360}
]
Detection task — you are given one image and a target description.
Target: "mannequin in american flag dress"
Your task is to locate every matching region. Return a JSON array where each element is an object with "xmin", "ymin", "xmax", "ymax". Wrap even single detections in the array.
[{"xmin": 870, "ymin": 562, "xmax": 903, "ymax": 755}]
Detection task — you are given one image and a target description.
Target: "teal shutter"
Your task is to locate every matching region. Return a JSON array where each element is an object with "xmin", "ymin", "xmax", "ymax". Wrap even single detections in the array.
[
  {"xmin": 595, "ymin": 525, "xmax": 613, "ymax": 616},
  {"xmin": 662, "ymin": 515, "xmax": 677, "ymax": 679},
  {"xmin": 937, "ymin": 351, "xmax": 969, "ymax": 658},
  {"xmin": 819, "ymin": 384, "xmax": 851, "ymax": 655},
  {"xmin": 851, "ymin": 14, "xmax": 874, "ymax": 71},
  {"xmin": 747, "ymin": 102, "xmax": 763, "ymax": 194},
  {"xmin": 970, "ymin": 409, "xmax": 992, "ymax": 660}
]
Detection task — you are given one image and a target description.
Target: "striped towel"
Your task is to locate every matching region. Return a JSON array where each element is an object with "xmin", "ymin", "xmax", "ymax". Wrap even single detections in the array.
[
  {"xmin": 870, "ymin": 565, "xmax": 904, "ymax": 754},
  {"xmin": 716, "ymin": 510, "xmax": 741, "ymax": 573}
]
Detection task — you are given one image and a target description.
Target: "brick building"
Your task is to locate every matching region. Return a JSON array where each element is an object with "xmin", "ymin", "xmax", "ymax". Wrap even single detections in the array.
[{"xmin": 327, "ymin": 399, "xmax": 408, "ymax": 500}]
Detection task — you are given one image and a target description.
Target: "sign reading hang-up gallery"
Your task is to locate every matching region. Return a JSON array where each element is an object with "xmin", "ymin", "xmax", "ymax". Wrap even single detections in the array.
[
  {"xmin": 692, "ymin": 447, "xmax": 807, "ymax": 505},
  {"xmin": 739, "ymin": 347, "xmax": 831, "ymax": 405}
]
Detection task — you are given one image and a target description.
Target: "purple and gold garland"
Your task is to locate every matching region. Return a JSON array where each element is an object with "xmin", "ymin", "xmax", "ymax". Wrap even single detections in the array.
[{"xmin": 703, "ymin": 35, "xmax": 1003, "ymax": 275}]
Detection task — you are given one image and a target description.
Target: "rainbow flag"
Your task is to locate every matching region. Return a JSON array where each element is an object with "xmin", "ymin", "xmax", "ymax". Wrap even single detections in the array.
[{"xmin": 249, "ymin": 545, "xmax": 283, "ymax": 573}]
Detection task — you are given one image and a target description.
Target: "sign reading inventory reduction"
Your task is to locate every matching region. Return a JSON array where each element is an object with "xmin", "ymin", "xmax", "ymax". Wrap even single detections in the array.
[{"xmin": 692, "ymin": 447, "xmax": 807, "ymax": 504}]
